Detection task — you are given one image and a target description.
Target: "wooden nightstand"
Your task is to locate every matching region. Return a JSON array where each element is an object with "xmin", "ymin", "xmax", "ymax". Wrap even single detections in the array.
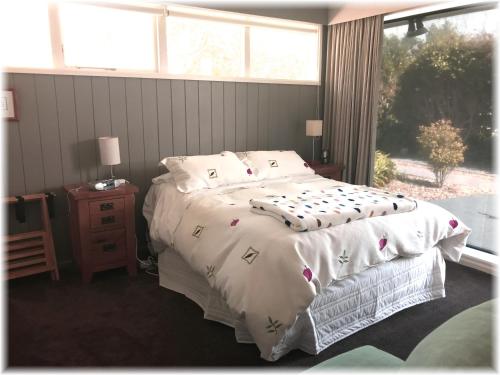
[
  {"xmin": 307, "ymin": 161, "xmax": 344, "ymax": 181},
  {"xmin": 64, "ymin": 183, "xmax": 139, "ymax": 283}
]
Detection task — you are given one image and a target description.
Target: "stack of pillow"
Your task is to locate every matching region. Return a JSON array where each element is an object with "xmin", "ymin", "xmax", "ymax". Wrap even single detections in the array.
[{"xmin": 157, "ymin": 150, "xmax": 316, "ymax": 193}]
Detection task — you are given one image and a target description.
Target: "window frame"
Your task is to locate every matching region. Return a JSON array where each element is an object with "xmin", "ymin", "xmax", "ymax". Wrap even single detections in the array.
[{"xmin": 3, "ymin": 1, "xmax": 323, "ymax": 86}]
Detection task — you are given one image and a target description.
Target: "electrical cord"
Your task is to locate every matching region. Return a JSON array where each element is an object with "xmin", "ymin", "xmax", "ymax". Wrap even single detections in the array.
[{"xmin": 135, "ymin": 236, "xmax": 158, "ymax": 277}]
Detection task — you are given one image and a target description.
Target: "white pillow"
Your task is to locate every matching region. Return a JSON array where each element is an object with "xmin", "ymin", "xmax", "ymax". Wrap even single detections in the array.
[
  {"xmin": 151, "ymin": 172, "xmax": 173, "ymax": 185},
  {"xmin": 160, "ymin": 151, "xmax": 256, "ymax": 193},
  {"xmin": 237, "ymin": 150, "xmax": 314, "ymax": 180}
]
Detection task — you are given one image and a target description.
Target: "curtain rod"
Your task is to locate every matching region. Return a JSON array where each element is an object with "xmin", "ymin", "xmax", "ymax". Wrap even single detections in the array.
[{"xmin": 384, "ymin": 1, "xmax": 496, "ymax": 25}]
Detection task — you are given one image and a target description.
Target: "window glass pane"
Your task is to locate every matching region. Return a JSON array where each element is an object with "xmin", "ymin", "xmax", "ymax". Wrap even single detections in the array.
[
  {"xmin": 376, "ymin": 8, "xmax": 497, "ymax": 254},
  {"xmin": 166, "ymin": 16, "xmax": 245, "ymax": 77},
  {"xmin": 2, "ymin": 0, "xmax": 53, "ymax": 68},
  {"xmin": 249, "ymin": 26, "xmax": 319, "ymax": 81},
  {"xmin": 59, "ymin": 3, "xmax": 156, "ymax": 70}
]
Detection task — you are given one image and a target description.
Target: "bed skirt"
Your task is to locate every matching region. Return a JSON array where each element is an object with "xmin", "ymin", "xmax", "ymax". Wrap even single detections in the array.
[{"xmin": 157, "ymin": 246, "xmax": 446, "ymax": 361}]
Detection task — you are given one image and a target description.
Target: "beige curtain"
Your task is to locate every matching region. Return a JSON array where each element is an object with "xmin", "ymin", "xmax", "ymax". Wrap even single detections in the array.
[{"xmin": 322, "ymin": 15, "xmax": 384, "ymax": 185}]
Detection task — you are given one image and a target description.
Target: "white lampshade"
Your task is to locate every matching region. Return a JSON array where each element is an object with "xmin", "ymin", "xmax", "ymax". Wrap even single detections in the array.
[
  {"xmin": 98, "ymin": 137, "xmax": 121, "ymax": 166},
  {"xmin": 306, "ymin": 120, "xmax": 323, "ymax": 137}
]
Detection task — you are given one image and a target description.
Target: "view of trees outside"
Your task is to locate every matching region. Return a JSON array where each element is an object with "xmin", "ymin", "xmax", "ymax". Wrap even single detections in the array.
[
  {"xmin": 166, "ymin": 17, "xmax": 319, "ymax": 81},
  {"xmin": 375, "ymin": 8, "xmax": 497, "ymax": 201},
  {"xmin": 250, "ymin": 26, "xmax": 319, "ymax": 81},
  {"xmin": 166, "ymin": 16, "xmax": 245, "ymax": 77}
]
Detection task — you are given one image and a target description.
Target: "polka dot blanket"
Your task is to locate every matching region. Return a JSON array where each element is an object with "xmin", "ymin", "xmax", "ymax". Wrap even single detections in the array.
[{"xmin": 250, "ymin": 185, "xmax": 418, "ymax": 231}]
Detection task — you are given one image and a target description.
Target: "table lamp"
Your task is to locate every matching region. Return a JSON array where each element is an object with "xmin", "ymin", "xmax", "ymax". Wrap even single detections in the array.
[
  {"xmin": 98, "ymin": 136, "xmax": 120, "ymax": 179},
  {"xmin": 306, "ymin": 120, "xmax": 323, "ymax": 161}
]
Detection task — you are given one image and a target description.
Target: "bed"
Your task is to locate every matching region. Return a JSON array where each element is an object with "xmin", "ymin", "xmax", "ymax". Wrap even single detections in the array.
[{"xmin": 143, "ymin": 151, "xmax": 470, "ymax": 361}]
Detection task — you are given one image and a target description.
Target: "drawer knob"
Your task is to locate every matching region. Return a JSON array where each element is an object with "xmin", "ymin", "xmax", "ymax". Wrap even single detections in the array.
[
  {"xmin": 101, "ymin": 216, "xmax": 116, "ymax": 225},
  {"xmin": 102, "ymin": 243, "xmax": 117, "ymax": 252},
  {"xmin": 100, "ymin": 202, "xmax": 114, "ymax": 211}
]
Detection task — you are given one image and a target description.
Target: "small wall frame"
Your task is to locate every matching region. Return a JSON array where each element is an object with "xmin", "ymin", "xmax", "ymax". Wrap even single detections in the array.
[{"xmin": 1, "ymin": 89, "xmax": 18, "ymax": 121}]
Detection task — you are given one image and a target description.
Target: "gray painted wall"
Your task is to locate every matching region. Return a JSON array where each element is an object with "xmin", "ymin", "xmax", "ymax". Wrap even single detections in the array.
[{"xmin": 4, "ymin": 73, "xmax": 320, "ymax": 265}]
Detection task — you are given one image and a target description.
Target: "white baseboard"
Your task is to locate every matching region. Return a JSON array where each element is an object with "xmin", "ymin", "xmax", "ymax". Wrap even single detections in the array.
[{"xmin": 459, "ymin": 247, "xmax": 497, "ymax": 275}]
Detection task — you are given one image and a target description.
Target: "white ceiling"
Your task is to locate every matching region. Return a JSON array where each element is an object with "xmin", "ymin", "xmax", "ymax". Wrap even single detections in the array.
[{"xmin": 167, "ymin": 1, "xmax": 441, "ymax": 26}]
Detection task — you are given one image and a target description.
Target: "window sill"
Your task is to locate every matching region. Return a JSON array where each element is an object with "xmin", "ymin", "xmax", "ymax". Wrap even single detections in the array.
[
  {"xmin": 2, "ymin": 67, "xmax": 321, "ymax": 86},
  {"xmin": 459, "ymin": 246, "xmax": 497, "ymax": 275}
]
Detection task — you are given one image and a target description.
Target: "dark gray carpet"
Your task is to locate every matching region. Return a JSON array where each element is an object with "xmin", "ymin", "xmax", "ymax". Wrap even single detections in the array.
[{"xmin": 7, "ymin": 260, "xmax": 493, "ymax": 368}]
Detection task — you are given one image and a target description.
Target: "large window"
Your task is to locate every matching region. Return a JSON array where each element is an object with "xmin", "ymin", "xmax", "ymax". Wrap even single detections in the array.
[
  {"xmin": 166, "ymin": 16, "xmax": 245, "ymax": 78},
  {"xmin": 250, "ymin": 26, "xmax": 319, "ymax": 81},
  {"xmin": 59, "ymin": 3, "xmax": 157, "ymax": 71},
  {"xmin": 2, "ymin": 1, "xmax": 322, "ymax": 84},
  {"xmin": 2, "ymin": 0, "xmax": 53, "ymax": 68},
  {"xmin": 375, "ymin": 5, "xmax": 497, "ymax": 254}
]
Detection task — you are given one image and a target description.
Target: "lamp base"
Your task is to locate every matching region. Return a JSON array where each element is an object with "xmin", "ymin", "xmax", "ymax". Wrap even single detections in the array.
[{"xmin": 311, "ymin": 137, "xmax": 315, "ymax": 161}]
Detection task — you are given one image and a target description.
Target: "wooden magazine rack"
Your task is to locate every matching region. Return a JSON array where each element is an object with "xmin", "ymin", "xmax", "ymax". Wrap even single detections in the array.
[{"xmin": 4, "ymin": 194, "xmax": 59, "ymax": 280}]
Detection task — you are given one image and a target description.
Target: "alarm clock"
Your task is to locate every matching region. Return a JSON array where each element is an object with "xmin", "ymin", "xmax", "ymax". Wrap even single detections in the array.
[{"xmin": 321, "ymin": 150, "xmax": 329, "ymax": 164}]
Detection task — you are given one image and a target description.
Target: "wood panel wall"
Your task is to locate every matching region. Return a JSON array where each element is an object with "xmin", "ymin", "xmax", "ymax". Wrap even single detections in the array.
[{"xmin": 4, "ymin": 73, "xmax": 320, "ymax": 264}]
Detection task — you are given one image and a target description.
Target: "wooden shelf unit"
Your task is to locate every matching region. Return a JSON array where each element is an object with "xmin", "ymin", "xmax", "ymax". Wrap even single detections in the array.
[{"xmin": 4, "ymin": 194, "xmax": 59, "ymax": 280}]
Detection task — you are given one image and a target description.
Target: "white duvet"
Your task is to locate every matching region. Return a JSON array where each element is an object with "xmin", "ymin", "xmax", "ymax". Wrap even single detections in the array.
[{"xmin": 144, "ymin": 174, "xmax": 470, "ymax": 361}]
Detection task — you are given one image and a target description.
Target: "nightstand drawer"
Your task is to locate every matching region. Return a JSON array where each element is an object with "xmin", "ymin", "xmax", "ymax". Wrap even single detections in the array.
[
  {"xmin": 90, "ymin": 210, "xmax": 124, "ymax": 230},
  {"xmin": 89, "ymin": 198, "xmax": 124, "ymax": 215},
  {"xmin": 90, "ymin": 229, "xmax": 127, "ymax": 264}
]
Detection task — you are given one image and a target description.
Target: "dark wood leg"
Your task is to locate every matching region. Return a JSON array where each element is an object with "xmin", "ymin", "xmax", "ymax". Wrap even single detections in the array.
[{"xmin": 50, "ymin": 269, "xmax": 60, "ymax": 281}]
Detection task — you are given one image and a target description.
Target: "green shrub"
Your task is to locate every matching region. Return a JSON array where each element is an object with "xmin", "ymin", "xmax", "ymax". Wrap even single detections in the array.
[
  {"xmin": 374, "ymin": 150, "xmax": 397, "ymax": 187},
  {"xmin": 416, "ymin": 119, "xmax": 467, "ymax": 187}
]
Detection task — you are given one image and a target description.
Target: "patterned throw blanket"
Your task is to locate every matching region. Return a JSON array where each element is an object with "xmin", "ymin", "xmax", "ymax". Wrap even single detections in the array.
[{"xmin": 250, "ymin": 185, "xmax": 418, "ymax": 231}]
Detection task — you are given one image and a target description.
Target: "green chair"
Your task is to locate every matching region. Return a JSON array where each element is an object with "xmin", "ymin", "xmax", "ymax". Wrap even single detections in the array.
[{"xmin": 307, "ymin": 299, "xmax": 494, "ymax": 370}]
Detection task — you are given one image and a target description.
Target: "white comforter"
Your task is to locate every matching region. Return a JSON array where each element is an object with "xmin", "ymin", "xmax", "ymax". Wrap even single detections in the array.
[{"xmin": 144, "ymin": 174, "xmax": 470, "ymax": 361}]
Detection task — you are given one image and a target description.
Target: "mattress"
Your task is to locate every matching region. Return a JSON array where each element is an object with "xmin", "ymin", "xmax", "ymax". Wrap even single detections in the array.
[{"xmin": 158, "ymin": 245, "xmax": 446, "ymax": 359}]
